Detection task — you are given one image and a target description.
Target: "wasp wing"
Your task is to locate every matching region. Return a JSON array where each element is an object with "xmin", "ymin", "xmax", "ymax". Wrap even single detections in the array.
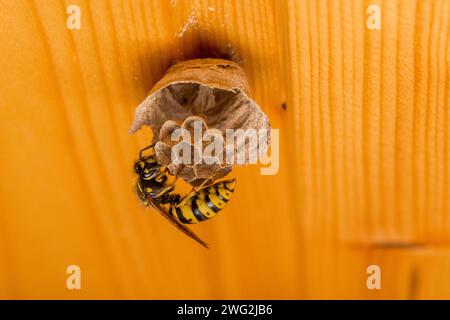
[{"xmin": 147, "ymin": 198, "xmax": 209, "ymax": 249}]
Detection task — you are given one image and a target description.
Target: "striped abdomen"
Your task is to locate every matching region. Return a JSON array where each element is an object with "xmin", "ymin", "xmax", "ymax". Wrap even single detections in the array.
[{"xmin": 169, "ymin": 179, "xmax": 236, "ymax": 224}]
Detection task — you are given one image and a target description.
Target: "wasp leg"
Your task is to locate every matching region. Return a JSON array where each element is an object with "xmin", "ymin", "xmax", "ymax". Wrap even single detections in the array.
[
  {"xmin": 174, "ymin": 191, "xmax": 197, "ymax": 208},
  {"xmin": 175, "ymin": 172, "xmax": 223, "ymax": 208},
  {"xmin": 159, "ymin": 193, "xmax": 181, "ymax": 205},
  {"xmin": 154, "ymin": 177, "xmax": 179, "ymax": 198},
  {"xmin": 175, "ymin": 179, "xmax": 210, "ymax": 207},
  {"xmin": 139, "ymin": 143, "xmax": 156, "ymax": 159}
]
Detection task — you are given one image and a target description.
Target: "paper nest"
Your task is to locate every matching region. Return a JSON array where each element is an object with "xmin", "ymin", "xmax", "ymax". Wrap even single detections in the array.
[{"xmin": 129, "ymin": 58, "xmax": 271, "ymax": 186}]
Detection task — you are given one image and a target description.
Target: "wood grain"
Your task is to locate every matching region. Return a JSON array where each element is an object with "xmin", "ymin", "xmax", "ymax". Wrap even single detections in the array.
[{"xmin": 0, "ymin": 0, "xmax": 448, "ymax": 299}]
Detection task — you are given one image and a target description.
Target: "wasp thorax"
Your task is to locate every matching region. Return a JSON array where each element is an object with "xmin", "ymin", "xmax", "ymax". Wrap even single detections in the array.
[{"xmin": 130, "ymin": 58, "xmax": 271, "ymax": 186}]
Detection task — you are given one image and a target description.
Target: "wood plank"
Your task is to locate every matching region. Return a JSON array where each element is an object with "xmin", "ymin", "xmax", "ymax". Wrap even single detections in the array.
[{"xmin": 0, "ymin": 0, "xmax": 448, "ymax": 299}]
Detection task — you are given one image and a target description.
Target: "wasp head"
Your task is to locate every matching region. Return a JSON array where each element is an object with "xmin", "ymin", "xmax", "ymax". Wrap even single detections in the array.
[{"xmin": 134, "ymin": 156, "xmax": 161, "ymax": 180}]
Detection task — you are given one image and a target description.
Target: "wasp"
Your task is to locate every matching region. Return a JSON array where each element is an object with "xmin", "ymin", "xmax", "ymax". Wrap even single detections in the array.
[{"xmin": 134, "ymin": 144, "xmax": 236, "ymax": 248}]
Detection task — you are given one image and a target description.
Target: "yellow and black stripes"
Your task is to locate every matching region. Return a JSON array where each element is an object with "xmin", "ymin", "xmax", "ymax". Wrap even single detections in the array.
[
  {"xmin": 170, "ymin": 179, "xmax": 236, "ymax": 224},
  {"xmin": 135, "ymin": 153, "xmax": 236, "ymax": 225},
  {"xmin": 135, "ymin": 145, "xmax": 235, "ymax": 247}
]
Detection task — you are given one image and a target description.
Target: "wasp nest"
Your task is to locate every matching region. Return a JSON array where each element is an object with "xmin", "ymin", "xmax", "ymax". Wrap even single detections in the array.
[{"xmin": 130, "ymin": 58, "xmax": 270, "ymax": 186}]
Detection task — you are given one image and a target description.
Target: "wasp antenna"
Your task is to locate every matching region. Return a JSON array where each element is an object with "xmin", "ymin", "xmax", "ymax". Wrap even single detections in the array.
[{"xmin": 139, "ymin": 143, "xmax": 156, "ymax": 159}]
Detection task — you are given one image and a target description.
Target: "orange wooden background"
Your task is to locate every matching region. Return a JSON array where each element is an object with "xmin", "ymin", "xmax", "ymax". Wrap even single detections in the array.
[{"xmin": 0, "ymin": 0, "xmax": 449, "ymax": 299}]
